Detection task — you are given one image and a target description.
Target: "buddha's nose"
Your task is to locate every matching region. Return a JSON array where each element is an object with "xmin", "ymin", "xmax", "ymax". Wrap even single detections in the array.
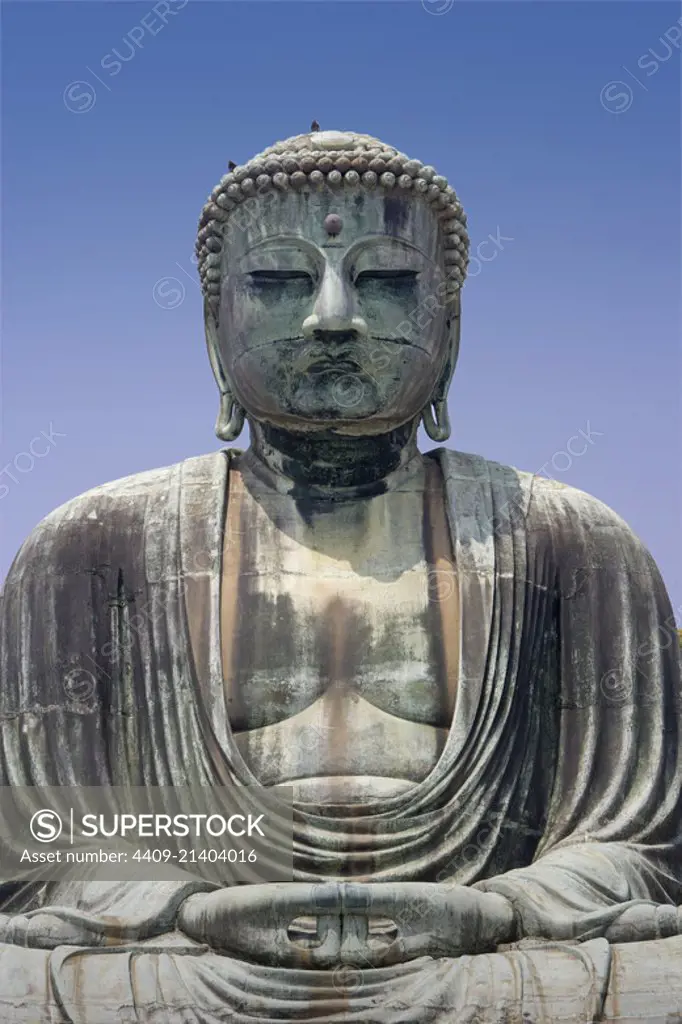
[{"xmin": 302, "ymin": 267, "xmax": 368, "ymax": 340}]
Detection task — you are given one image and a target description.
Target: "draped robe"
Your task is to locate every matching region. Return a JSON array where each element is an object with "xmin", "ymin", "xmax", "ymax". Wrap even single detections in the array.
[{"xmin": 1, "ymin": 447, "xmax": 681, "ymax": 1023}]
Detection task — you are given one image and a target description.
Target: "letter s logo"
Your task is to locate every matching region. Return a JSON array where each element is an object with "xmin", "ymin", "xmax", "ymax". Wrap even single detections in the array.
[{"xmin": 30, "ymin": 809, "xmax": 63, "ymax": 843}]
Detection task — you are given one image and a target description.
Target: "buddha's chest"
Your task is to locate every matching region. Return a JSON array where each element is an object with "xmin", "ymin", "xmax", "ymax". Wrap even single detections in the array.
[
  {"xmin": 220, "ymin": 458, "xmax": 459, "ymax": 800},
  {"xmin": 228, "ymin": 553, "xmax": 449, "ymax": 720}
]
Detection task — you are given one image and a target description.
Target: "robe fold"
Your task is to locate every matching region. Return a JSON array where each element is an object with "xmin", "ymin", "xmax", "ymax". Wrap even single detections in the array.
[{"xmin": 1, "ymin": 447, "xmax": 681, "ymax": 1022}]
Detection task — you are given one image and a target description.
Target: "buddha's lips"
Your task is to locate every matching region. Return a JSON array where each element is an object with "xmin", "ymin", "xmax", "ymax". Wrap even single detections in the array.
[
  {"xmin": 293, "ymin": 338, "xmax": 408, "ymax": 374},
  {"xmin": 296, "ymin": 349, "xmax": 365, "ymax": 373},
  {"xmin": 305, "ymin": 359, "xmax": 365, "ymax": 374}
]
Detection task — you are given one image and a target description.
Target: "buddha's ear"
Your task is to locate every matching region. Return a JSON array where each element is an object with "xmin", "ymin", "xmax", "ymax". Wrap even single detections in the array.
[
  {"xmin": 203, "ymin": 298, "xmax": 245, "ymax": 442},
  {"xmin": 434, "ymin": 292, "xmax": 461, "ymax": 401},
  {"xmin": 422, "ymin": 292, "xmax": 461, "ymax": 443},
  {"xmin": 204, "ymin": 299, "xmax": 229, "ymax": 392}
]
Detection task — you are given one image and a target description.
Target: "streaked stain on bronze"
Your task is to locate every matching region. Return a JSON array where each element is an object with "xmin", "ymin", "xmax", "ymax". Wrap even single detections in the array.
[
  {"xmin": 221, "ymin": 459, "xmax": 246, "ymax": 728},
  {"xmin": 422, "ymin": 456, "xmax": 460, "ymax": 723}
]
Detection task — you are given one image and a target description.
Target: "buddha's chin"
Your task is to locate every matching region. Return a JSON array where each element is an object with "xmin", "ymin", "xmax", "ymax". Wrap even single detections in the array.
[
  {"xmin": 282, "ymin": 373, "xmax": 386, "ymax": 426},
  {"xmin": 237, "ymin": 373, "xmax": 425, "ymax": 436},
  {"xmin": 254, "ymin": 406, "xmax": 409, "ymax": 438},
  {"xmin": 271, "ymin": 409, "xmax": 385, "ymax": 436}
]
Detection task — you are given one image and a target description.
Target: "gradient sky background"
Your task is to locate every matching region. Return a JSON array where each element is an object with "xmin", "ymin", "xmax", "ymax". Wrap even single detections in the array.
[{"xmin": 2, "ymin": 1, "xmax": 681, "ymax": 618}]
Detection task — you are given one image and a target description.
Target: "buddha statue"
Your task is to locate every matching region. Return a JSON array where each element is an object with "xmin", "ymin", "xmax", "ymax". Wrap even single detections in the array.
[{"xmin": 1, "ymin": 128, "xmax": 681, "ymax": 1023}]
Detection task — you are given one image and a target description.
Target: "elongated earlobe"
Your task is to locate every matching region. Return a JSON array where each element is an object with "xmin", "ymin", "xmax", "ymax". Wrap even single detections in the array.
[
  {"xmin": 216, "ymin": 390, "xmax": 246, "ymax": 442},
  {"xmin": 204, "ymin": 299, "xmax": 246, "ymax": 442},
  {"xmin": 421, "ymin": 299, "xmax": 460, "ymax": 443},
  {"xmin": 422, "ymin": 400, "xmax": 451, "ymax": 442}
]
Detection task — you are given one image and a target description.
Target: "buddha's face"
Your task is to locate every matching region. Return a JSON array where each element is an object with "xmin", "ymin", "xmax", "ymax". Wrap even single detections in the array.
[{"xmin": 213, "ymin": 188, "xmax": 455, "ymax": 436}]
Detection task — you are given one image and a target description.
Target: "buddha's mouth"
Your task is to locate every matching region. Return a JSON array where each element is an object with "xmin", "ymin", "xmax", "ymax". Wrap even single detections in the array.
[{"xmin": 305, "ymin": 359, "xmax": 364, "ymax": 374}]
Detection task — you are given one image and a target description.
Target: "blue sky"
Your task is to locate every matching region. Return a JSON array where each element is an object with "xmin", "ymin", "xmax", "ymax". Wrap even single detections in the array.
[{"xmin": 2, "ymin": 1, "xmax": 680, "ymax": 616}]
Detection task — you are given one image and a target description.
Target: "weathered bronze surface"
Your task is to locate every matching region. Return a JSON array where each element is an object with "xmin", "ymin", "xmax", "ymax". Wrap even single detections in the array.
[{"xmin": 1, "ymin": 129, "xmax": 681, "ymax": 1022}]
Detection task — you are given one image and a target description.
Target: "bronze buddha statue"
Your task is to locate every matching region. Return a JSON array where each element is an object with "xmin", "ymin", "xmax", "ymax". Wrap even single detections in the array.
[{"xmin": 1, "ymin": 129, "xmax": 680, "ymax": 1023}]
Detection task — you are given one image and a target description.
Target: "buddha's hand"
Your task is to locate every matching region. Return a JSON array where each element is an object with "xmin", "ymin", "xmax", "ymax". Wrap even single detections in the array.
[
  {"xmin": 604, "ymin": 902, "xmax": 682, "ymax": 944},
  {"xmin": 177, "ymin": 881, "xmax": 515, "ymax": 969},
  {"xmin": 0, "ymin": 911, "xmax": 107, "ymax": 949}
]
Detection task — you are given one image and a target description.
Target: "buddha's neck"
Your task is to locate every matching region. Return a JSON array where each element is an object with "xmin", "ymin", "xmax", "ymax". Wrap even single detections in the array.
[{"xmin": 244, "ymin": 419, "xmax": 422, "ymax": 502}]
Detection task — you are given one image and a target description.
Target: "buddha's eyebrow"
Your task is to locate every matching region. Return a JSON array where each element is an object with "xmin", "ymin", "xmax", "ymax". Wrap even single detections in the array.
[
  {"xmin": 343, "ymin": 236, "xmax": 433, "ymax": 262},
  {"xmin": 242, "ymin": 236, "xmax": 318, "ymax": 258}
]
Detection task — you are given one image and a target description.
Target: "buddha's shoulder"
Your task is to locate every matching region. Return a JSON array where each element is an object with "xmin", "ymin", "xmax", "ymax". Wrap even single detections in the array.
[
  {"xmin": 439, "ymin": 448, "xmax": 635, "ymax": 536},
  {"xmin": 35, "ymin": 451, "xmax": 226, "ymax": 524},
  {"xmin": 7, "ymin": 451, "xmax": 228, "ymax": 578}
]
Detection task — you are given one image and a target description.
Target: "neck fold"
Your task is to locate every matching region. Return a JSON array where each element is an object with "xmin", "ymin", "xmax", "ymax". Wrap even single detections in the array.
[{"xmin": 244, "ymin": 419, "xmax": 423, "ymax": 501}]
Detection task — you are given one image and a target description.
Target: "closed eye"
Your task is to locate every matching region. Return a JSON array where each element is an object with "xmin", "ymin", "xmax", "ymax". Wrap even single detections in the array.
[
  {"xmin": 355, "ymin": 270, "xmax": 419, "ymax": 284},
  {"xmin": 248, "ymin": 270, "xmax": 313, "ymax": 283}
]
